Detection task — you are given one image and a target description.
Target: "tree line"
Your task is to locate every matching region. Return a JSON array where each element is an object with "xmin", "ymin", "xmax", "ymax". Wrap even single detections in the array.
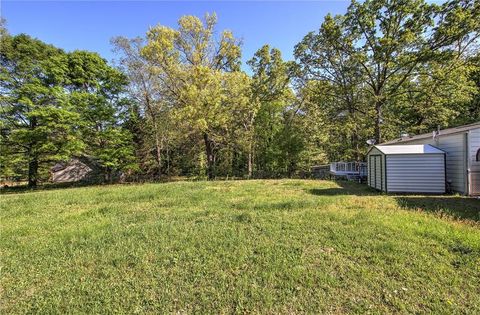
[{"xmin": 1, "ymin": 0, "xmax": 479, "ymax": 187}]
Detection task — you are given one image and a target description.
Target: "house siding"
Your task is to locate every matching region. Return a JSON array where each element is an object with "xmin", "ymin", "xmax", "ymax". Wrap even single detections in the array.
[
  {"xmin": 386, "ymin": 155, "xmax": 445, "ymax": 193},
  {"xmin": 469, "ymin": 128, "xmax": 480, "ymax": 195},
  {"xmin": 469, "ymin": 128, "xmax": 480, "ymax": 171}
]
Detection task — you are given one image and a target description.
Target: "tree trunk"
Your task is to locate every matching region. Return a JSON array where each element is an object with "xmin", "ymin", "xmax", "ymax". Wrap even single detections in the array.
[
  {"xmin": 104, "ymin": 167, "xmax": 115, "ymax": 184},
  {"xmin": 247, "ymin": 141, "xmax": 253, "ymax": 179},
  {"xmin": 374, "ymin": 101, "xmax": 383, "ymax": 144},
  {"xmin": 28, "ymin": 117, "xmax": 38, "ymax": 187},
  {"xmin": 152, "ymin": 120, "xmax": 162, "ymax": 176},
  {"xmin": 351, "ymin": 133, "xmax": 359, "ymax": 161},
  {"xmin": 28, "ymin": 158, "xmax": 38, "ymax": 187},
  {"xmin": 145, "ymin": 93, "xmax": 162, "ymax": 177},
  {"xmin": 349, "ymin": 107, "xmax": 360, "ymax": 161},
  {"xmin": 203, "ymin": 133, "xmax": 215, "ymax": 180},
  {"xmin": 166, "ymin": 145, "xmax": 170, "ymax": 177},
  {"xmin": 352, "ymin": 125, "xmax": 360, "ymax": 161}
]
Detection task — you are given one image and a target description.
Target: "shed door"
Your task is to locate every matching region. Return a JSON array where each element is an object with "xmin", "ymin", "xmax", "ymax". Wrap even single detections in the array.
[
  {"xmin": 369, "ymin": 156, "xmax": 374, "ymax": 187},
  {"xmin": 369, "ymin": 155, "xmax": 382, "ymax": 190},
  {"xmin": 374, "ymin": 156, "xmax": 382, "ymax": 190}
]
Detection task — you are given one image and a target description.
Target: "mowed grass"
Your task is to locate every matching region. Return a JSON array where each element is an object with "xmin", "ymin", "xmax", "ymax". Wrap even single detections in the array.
[{"xmin": 1, "ymin": 180, "xmax": 479, "ymax": 314}]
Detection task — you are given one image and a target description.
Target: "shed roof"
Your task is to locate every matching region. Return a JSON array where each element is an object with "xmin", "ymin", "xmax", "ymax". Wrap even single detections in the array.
[
  {"xmin": 371, "ymin": 144, "xmax": 445, "ymax": 155},
  {"xmin": 381, "ymin": 121, "xmax": 480, "ymax": 145}
]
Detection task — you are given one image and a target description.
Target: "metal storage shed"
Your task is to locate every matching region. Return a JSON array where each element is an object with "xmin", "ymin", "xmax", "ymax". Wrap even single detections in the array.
[
  {"xmin": 367, "ymin": 145, "xmax": 446, "ymax": 193},
  {"xmin": 381, "ymin": 122, "xmax": 480, "ymax": 196}
]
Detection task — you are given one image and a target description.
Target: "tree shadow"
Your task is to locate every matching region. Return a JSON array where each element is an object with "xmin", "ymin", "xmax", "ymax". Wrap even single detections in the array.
[
  {"xmin": 396, "ymin": 196, "xmax": 480, "ymax": 222},
  {"xmin": 0, "ymin": 181, "xmax": 96, "ymax": 195},
  {"xmin": 307, "ymin": 181, "xmax": 479, "ymax": 223},
  {"xmin": 307, "ymin": 181, "xmax": 379, "ymax": 196}
]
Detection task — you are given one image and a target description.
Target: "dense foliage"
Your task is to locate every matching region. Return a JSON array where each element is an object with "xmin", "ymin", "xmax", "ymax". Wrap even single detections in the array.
[
  {"xmin": 0, "ymin": 29, "xmax": 134, "ymax": 186},
  {"xmin": 1, "ymin": 0, "xmax": 479, "ymax": 186}
]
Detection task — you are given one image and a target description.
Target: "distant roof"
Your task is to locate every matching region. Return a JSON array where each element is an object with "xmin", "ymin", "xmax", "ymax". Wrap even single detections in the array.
[
  {"xmin": 372, "ymin": 144, "xmax": 445, "ymax": 155},
  {"xmin": 50, "ymin": 155, "xmax": 102, "ymax": 173},
  {"xmin": 381, "ymin": 121, "xmax": 480, "ymax": 145}
]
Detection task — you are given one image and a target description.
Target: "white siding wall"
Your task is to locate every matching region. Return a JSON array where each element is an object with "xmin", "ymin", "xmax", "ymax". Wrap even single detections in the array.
[
  {"xmin": 395, "ymin": 133, "xmax": 466, "ymax": 194},
  {"xmin": 386, "ymin": 154, "xmax": 445, "ymax": 193},
  {"xmin": 469, "ymin": 128, "xmax": 480, "ymax": 195},
  {"xmin": 469, "ymin": 128, "xmax": 480, "ymax": 171}
]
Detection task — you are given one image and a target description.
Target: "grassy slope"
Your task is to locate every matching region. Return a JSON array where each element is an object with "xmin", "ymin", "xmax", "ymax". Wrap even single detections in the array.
[{"xmin": 1, "ymin": 180, "xmax": 479, "ymax": 314}]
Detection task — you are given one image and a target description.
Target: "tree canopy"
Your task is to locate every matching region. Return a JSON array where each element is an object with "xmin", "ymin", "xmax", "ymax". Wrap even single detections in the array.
[
  {"xmin": 1, "ymin": 0, "xmax": 479, "ymax": 186},
  {"xmin": 1, "ymin": 33, "xmax": 134, "ymax": 186}
]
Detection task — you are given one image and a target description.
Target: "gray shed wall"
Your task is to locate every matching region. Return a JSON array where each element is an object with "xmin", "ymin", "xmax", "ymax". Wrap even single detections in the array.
[
  {"xmin": 386, "ymin": 154, "xmax": 445, "ymax": 193},
  {"xmin": 387, "ymin": 133, "xmax": 466, "ymax": 194}
]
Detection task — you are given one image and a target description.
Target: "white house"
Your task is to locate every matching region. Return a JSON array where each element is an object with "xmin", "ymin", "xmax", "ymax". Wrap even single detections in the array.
[
  {"xmin": 367, "ymin": 145, "xmax": 446, "ymax": 194},
  {"xmin": 381, "ymin": 122, "xmax": 480, "ymax": 196}
]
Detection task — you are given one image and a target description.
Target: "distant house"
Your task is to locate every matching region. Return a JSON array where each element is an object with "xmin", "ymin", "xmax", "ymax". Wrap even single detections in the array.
[
  {"xmin": 50, "ymin": 156, "xmax": 105, "ymax": 184},
  {"xmin": 381, "ymin": 122, "xmax": 480, "ymax": 196}
]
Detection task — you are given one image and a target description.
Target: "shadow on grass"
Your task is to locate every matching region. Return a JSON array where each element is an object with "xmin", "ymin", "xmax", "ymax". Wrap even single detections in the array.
[
  {"xmin": 0, "ymin": 176, "xmax": 188, "ymax": 195},
  {"xmin": 396, "ymin": 196, "xmax": 480, "ymax": 222},
  {"xmin": 308, "ymin": 180, "xmax": 480, "ymax": 222},
  {"xmin": 308, "ymin": 181, "xmax": 378, "ymax": 196},
  {"xmin": 0, "ymin": 181, "xmax": 94, "ymax": 195}
]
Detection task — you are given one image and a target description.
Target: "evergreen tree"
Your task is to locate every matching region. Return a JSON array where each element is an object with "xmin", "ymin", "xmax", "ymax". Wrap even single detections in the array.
[{"xmin": 0, "ymin": 34, "xmax": 83, "ymax": 186}]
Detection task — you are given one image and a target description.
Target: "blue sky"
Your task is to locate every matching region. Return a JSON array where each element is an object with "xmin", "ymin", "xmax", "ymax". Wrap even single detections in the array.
[{"xmin": 2, "ymin": 1, "xmax": 351, "ymax": 70}]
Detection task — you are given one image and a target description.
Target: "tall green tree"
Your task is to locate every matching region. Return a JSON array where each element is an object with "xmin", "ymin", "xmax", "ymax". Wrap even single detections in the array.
[
  {"xmin": 296, "ymin": 0, "xmax": 479, "ymax": 145},
  {"xmin": 112, "ymin": 36, "xmax": 175, "ymax": 177},
  {"xmin": 388, "ymin": 53, "xmax": 478, "ymax": 135},
  {"xmin": 247, "ymin": 45, "xmax": 296, "ymax": 176},
  {"xmin": 345, "ymin": 0, "xmax": 479, "ymax": 142},
  {"xmin": 142, "ymin": 13, "xmax": 242, "ymax": 179},
  {"xmin": 0, "ymin": 18, "xmax": 7, "ymax": 39},
  {"xmin": 0, "ymin": 34, "xmax": 83, "ymax": 186},
  {"xmin": 66, "ymin": 51, "xmax": 136, "ymax": 180},
  {"xmin": 462, "ymin": 54, "xmax": 480, "ymax": 123},
  {"xmin": 295, "ymin": 14, "xmax": 371, "ymax": 160}
]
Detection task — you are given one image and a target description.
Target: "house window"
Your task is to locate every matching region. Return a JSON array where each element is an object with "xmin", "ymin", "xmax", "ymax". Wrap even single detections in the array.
[{"xmin": 477, "ymin": 149, "xmax": 480, "ymax": 162}]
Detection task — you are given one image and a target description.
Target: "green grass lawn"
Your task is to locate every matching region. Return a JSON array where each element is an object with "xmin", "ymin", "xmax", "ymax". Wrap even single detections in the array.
[{"xmin": 1, "ymin": 180, "xmax": 479, "ymax": 314}]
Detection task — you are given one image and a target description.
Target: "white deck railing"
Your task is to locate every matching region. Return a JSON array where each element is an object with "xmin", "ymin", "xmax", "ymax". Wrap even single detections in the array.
[{"xmin": 330, "ymin": 162, "xmax": 367, "ymax": 176}]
